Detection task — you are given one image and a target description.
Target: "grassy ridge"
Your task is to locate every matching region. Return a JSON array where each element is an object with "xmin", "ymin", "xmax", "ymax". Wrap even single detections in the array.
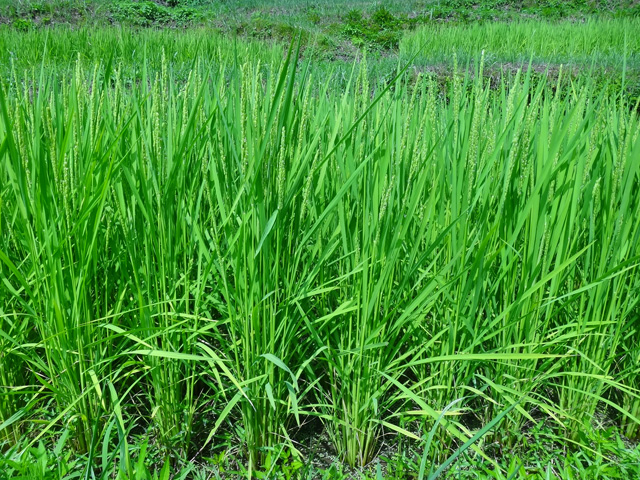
[
  {"xmin": 1, "ymin": 32, "xmax": 639, "ymax": 478},
  {"xmin": 2, "ymin": 0, "xmax": 639, "ymax": 27}
]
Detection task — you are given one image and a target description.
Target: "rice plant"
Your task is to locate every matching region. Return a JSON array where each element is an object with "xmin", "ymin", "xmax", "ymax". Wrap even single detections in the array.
[
  {"xmin": 400, "ymin": 18, "xmax": 640, "ymax": 68},
  {"xmin": 0, "ymin": 28, "xmax": 639, "ymax": 477}
]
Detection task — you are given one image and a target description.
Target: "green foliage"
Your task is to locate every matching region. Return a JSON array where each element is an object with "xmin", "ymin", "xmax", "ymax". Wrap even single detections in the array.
[
  {"xmin": 343, "ymin": 7, "xmax": 403, "ymax": 50},
  {"xmin": 0, "ymin": 431, "xmax": 201, "ymax": 480},
  {"xmin": 401, "ymin": 18, "xmax": 640, "ymax": 70},
  {"xmin": 110, "ymin": 0, "xmax": 199, "ymax": 26},
  {"xmin": 424, "ymin": 0, "xmax": 639, "ymax": 22},
  {"xmin": 0, "ymin": 442, "xmax": 79, "ymax": 479},
  {"xmin": 0, "ymin": 0, "xmax": 93, "ymax": 28},
  {"xmin": 11, "ymin": 17, "xmax": 33, "ymax": 31},
  {"xmin": 441, "ymin": 423, "xmax": 640, "ymax": 479},
  {"xmin": 111, "ymin": 1, "xmax": 171, "ymax": 25},
  {"xmin": 0, "ymin": 14, "xmax": 639, "ymax": 480},
  {"xmin": 237, "ymin": 14, "xmax": 305, "ymax": 43}
]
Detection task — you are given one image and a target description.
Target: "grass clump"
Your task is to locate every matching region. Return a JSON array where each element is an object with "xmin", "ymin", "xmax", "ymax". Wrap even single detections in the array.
[
  {"xmin": 111, "ymin": 0, "xmax": 199, "ymax": 26},
  {"xmin": 343, "ymin": 7, "xmax": 405, "ymax": 50}
]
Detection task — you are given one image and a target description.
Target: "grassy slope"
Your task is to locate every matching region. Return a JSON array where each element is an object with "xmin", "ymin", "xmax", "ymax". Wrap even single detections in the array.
[{"xmin": 1, "ymin": 0, "xmax": 639, "ymax": 47}]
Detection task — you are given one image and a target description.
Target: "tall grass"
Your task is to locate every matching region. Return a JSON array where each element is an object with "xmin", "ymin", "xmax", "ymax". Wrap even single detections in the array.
[
  {"xmin": 0, "ymin": 36, "xmax": 639, "ymax": 475},
  {"xmin": 400, "ymin": 18, "xmax": 640, "ymax": 68},
  {"xmin": 0, "ymin": 27, "xmax": 284, "ymax": 82}
]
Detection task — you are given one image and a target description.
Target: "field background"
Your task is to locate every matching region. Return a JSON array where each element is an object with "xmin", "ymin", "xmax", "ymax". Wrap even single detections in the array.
[
  {"xmin": 1, "ymin": 1, "xmax": 640, "ymax": 479},
  {"xmin": 1, "ymin": 0, "xmax": 639, "ymax": 95}
]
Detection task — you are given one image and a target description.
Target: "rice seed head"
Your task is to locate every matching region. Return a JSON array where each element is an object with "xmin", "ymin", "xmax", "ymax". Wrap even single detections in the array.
[{"xmin": 277, "ymin": 127, "xmax": 287, "ymax": 210}]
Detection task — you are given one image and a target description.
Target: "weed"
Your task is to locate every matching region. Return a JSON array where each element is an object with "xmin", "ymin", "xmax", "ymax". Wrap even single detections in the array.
[
  {"xmin": 12, "ymin": 17, "xmax": 34, "ymax": 31},
  {"xmin": 343, "ymin": 7, "xmax": 403, "ymax": 51}
]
